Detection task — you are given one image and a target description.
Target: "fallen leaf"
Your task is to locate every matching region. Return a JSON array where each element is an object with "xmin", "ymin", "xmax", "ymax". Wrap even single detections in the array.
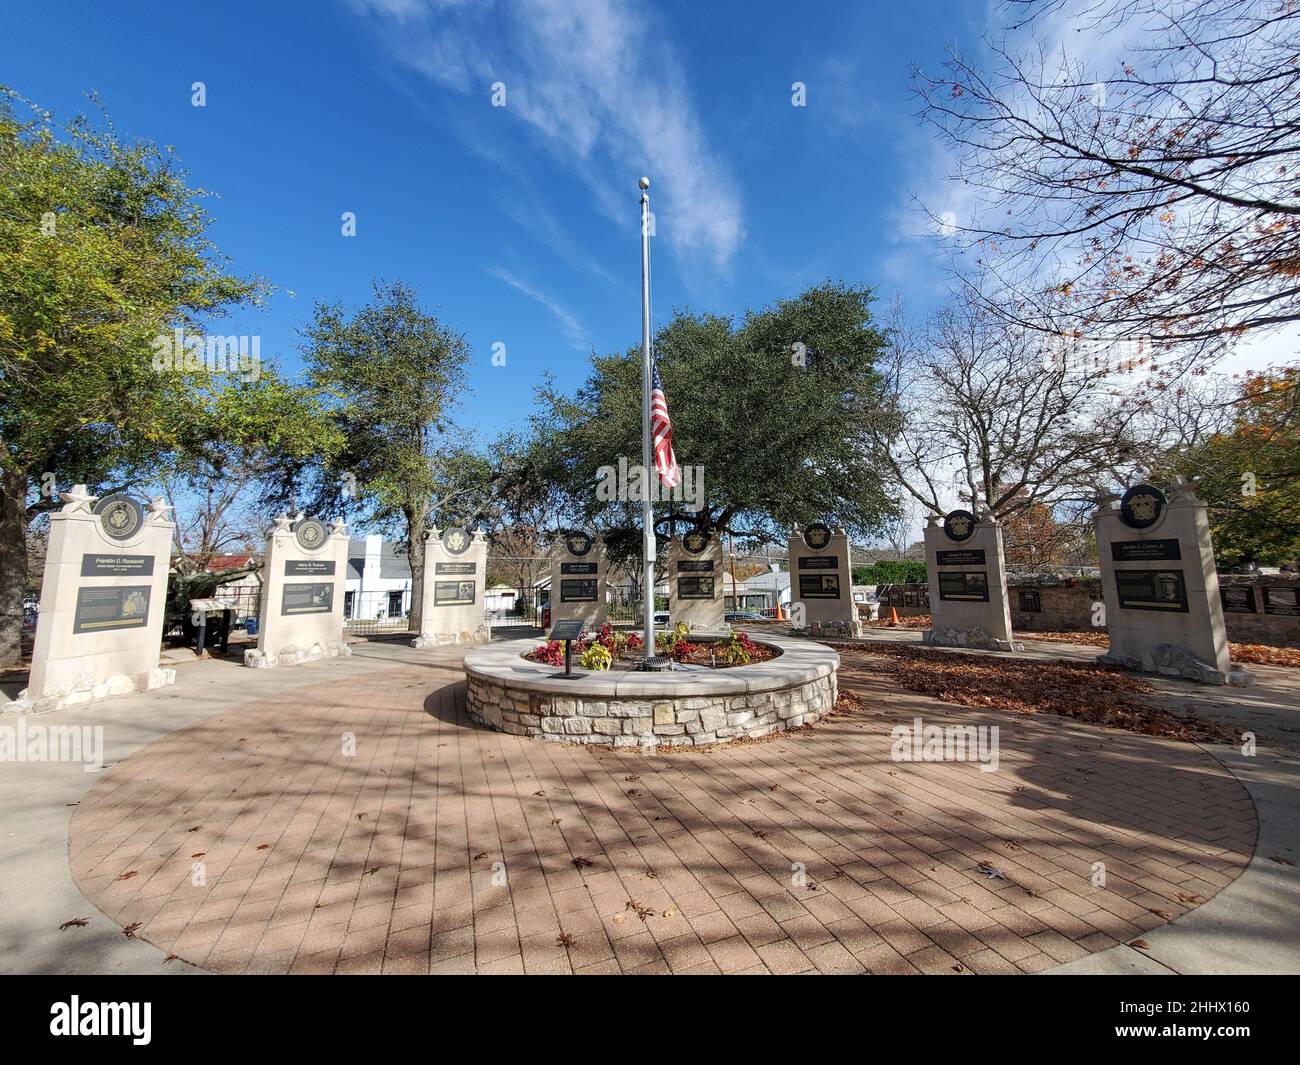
[
  {"xmin": 123, "ymin": 922, "xmax": 143, "ymax": 939},
  {"xmin": 115, "ymin": 870, "xmax": 138, "ymax": 882},
  {"xmin": 60, "ymin": 918, "xmax": 90, "ymax": 930}
]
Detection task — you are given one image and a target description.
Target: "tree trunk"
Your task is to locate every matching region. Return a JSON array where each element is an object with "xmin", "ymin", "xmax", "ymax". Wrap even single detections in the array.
[
  {"xmin": 0, "ymin": 468, "xmax": 30, "ymax": 669},
  {"xmin": 406, "ymin": 504, "xmax": 428, "ymax": 634}
]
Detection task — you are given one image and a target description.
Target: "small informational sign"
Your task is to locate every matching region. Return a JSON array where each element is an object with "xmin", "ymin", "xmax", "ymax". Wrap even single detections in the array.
[
  {"xmin": 1263, "ymin": 586, "xmax": 1300, "ymax": 616},
  {"xmin": 560, "ymin": 578, "xmax": 598, "ymax": 602},
  {"xmin": 677, "ymin": 560, "xmax": 714, "ymax": 572},
  {"xmin": 73, "ymin": 586, "xmax": 151, "ymax": 633},
  {"xmin": 936, "ymin": 549, "xmax": 985, "ymax": 566},
  {"xmin": 798, "ymin": 556, "xmax": 838, "ymax": 570},
  {"xmin": 938, "ymin": 571, "xmax": 989, "ymax": 602},
  {"xmin": 434, "ymin": 580, "xmax": 475, "ymax": 606},
  {"xmin": 1111, "ymin": 539, "xmax": 1181, "ymax": 562},
  {"xmin": 435, "ymin": 561, "xmax": 476, "ymax": 575},
  {"xmin": 549, "ymin": 619, "xmax": 585, "ymax": 643},
  {"xmin": 560, "ymin": 562, "xmax": 598, "ymax": 574},
  {"xmin": 1115, "ymin": 569, "xmax": 1189, "ymax": 612},
  {"xmin": 285, "ymin": 559, "xmax": 336, "ymax": 576},
  {"xmin": 799, "ymin": 574, "xmax": 841, "ymax": 600},
  {"xmin": 282, "ymin": 582, "xmax": 334, "ymax": 615},
  {"xmin": 1220, "ymin": 586, "xmax": 1258, "ymax": 614},
  {"xmin": 80, "ymin": 554, "xmax": 154, "ymax": 577},
  {"xmin": 677, "ymin": 576, "xmax": 715, "ymax": 599},
  {"xmin": 853, "ymin": 591, "xmax": 866, "ymax": 603}
]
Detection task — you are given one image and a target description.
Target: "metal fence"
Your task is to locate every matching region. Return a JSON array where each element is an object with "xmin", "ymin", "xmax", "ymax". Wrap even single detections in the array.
[{"xmin": 343, "ymin": 588, "xmax": 413, "ymax": 636}]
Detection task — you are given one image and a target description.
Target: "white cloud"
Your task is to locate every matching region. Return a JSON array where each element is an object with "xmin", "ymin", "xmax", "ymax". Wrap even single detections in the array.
[
  {"xmin": 488, "ymin": 266, "xmax": 590, "ymax": 351},
  {"xmin": 349, "ymin": 0, "xmax": 744, "ymax": 270}
]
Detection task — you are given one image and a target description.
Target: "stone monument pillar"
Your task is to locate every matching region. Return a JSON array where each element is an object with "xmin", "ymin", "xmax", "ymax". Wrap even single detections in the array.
[
  {"xmin": 245, "ymin": 515, "xmax": 350, "ymax": 668},
  {"xmin": 668, "ymin": 528, "xmax": 724, "ymax": 632},
  {"xmin": 19, "ymin": 486, "xmax": 176, "ymax": 711},
  {"xmin": 923, "ymin": 508, "xmax": 1022, "ymax": 652},
  {"xmin": 788, "ymin": 522, "xmax": 860, "ymax": 637},
  {"xmin": 413, "ymin": 525, "xmax": 490, "ymax": 647},
  {"xmin": 548, "ymin": 530, "xmax": 607, "ymax": 629},
  {"xmin": 1095, "ymin": 479, "xmax": 1251, "ymax": 685}
]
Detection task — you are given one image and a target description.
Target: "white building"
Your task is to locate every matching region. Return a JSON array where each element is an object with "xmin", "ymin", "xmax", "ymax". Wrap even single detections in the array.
[{"xmin": 344, "ymin": 535, "xmax": 412, "ymax": 623}]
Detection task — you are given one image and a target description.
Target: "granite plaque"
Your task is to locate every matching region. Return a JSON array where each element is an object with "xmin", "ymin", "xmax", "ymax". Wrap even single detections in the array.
[
  {"xmin": 1263, "ymin": 587, "xmax": 1300, "ymax": 616},
  {"xmin": 677, "ymin": 576, "xmax": 715, "ymax": 600},
  {"xmin": 799, "ymin": 574, "xmax": 841, "ymax": 600},
  {"xmin": 798, "ymin": 556, "xmax": 838, "ymax": 570},
  {"xmin": 285, "ymin": 559, "xmax": 336, "ymax": 576},
  {"xmin": 938, "ymin": 571, "xmax": 990, "ymax": 603},
  {"xmin": 1111, "ymin": 539, "xmax": 1181, "ymax": 562},
  {"xmin": 281, "ymin": 582, "xmax": 334, "ymax": 615},
  {"xmin": 936, "ymin": 549, "xmax": 985, "ymax": 566},
  {"xmin": 1115, "ymin": 569, "xmax": 1189, "ymax": 612},
  {"xmin": 560, "ymin": 578, "xmax": 598, "ymax": 602},
  {"xmin": 560, "ymin": 562, "xmax": 598, "ymax": 574},
  {"xmin": 435, "ymin": 561, "xmax": 476, "ymax": 575},
  {"xmin": 1220, "ymin": 586, "xmax": 1258, "ymax": 614},
  {"xmin": 80, "ymin": 553, "xmax": 154, "ymax": 577},
  {"xmin": 73, "ymin": 585, "xmax": 151, "ymax": 634},
  {"xmin": 434, "ymin": 580, "xmax": 476, "ymax": 606}
]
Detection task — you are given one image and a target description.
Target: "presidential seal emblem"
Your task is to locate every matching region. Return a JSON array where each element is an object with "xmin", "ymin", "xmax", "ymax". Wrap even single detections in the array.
[
  {"xmin": 1119, "ymin": 484, "xmax": 1167, "ymax": 530},
  {"xmin": 94, "ymin": 494, "xmax": 144, "ymax": 542},
  {"xmin": 565, "ymin": 530, "xmax": 594, "ymax": 557},
  {"xmin": 942, "ymin": 509, "xmax": 977, "ymax": 543},
  {"xmin": 803, "ymin": 522, "xmax": 832, "ymax": 550},
  {"xmin": 294, "ymin": 517, "xmax": 329, "ymax": 551},
  {"xmin": 442, "ymin": 526, "xmax": 472, "ymax": 555},
  {"xmin": 682, "ymin": 529, "xmax": 711, "ymax": 555}
]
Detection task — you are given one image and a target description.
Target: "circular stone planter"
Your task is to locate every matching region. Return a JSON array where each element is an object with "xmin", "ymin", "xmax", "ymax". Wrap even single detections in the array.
[{"xmin": 463, "ymin": 634, "xmax": 839, "ymax": 748}]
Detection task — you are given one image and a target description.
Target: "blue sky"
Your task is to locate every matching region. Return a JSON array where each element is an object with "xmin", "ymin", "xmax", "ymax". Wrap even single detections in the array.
[{"xmin": 2, "ymin": 0, "xmax": 989, "ymax": 442}]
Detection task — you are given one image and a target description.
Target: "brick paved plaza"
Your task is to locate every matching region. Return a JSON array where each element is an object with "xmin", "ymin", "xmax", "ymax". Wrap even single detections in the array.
[{"xmin": 64, "ymin": 646, "xmax": 1257, "ymax": 975}]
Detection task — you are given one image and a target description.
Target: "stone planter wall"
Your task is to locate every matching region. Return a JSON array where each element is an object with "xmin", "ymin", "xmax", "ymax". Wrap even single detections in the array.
[{"xmin": 463, "ymin": 636, "xmax": 840, "ymax": 748}]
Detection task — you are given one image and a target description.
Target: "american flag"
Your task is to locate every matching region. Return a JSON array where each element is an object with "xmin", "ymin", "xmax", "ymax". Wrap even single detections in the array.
[{"xmin": 650, "ymin": 365, "xmax": 681, "ymax": 488}]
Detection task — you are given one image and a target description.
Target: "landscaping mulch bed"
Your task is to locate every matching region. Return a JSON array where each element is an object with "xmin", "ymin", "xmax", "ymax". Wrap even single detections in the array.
[{"xmin": 832, "ymin": 641, "xmax": 1238, "ymax": 744}]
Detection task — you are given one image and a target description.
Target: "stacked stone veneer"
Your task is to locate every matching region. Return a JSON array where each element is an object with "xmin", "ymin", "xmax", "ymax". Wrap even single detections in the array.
[{"xmin": 463, "ymin": 637, "xmax": 839, "ymax": 748}]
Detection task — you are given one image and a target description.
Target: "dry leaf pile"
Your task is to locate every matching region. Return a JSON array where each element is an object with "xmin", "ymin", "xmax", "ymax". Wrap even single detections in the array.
[{"xmin": 841, "ymin": 642, "xmax": 1237, "ymax": 743}]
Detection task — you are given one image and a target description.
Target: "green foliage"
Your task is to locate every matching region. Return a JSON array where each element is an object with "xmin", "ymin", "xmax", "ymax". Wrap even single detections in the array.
[
  {"xmin": 853, "ymin": 560, "xmax": 927, "ymax": 585},
  {"xmin": 1159, "ymin": 369, "xmax": 1300, "ymax": 566},
  {"xmin": 0, "ymin": 88, "xmax": 266, "ymax": 488},
  {"xmin": 525, "ymin": 282, "xmax": 896, "ymax": 560},
  {"xmin": 578, "ymin": 641, "xmax": 612, "ymax": 671},
  {"xmin": 300, "ymin": 279, "xmax": 471, "ymax": 534}
]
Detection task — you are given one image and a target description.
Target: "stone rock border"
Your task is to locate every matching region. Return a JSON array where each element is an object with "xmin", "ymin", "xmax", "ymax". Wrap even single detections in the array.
[{"xmin": 463, "ymin": 634, "xmax": 839, "ymax": 747}]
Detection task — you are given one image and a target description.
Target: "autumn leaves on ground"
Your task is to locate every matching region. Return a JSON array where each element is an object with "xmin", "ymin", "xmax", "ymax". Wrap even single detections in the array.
[{"xmin": 831, "ymin": 643, "xmax": 1238, "ymax": 744}]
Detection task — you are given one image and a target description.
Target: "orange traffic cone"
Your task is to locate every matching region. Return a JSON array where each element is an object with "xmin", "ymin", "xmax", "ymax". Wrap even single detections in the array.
[
  {"xmin": 774, "ymin": 600, "xmax": 785, "ymax": 621},
  {"xmin": 889, "ymin": 607, "xmax": 899, "ymax": 626}
]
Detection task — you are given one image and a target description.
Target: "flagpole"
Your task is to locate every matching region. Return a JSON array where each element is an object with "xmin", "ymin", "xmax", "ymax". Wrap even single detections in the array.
[{"xmin": 639, "ymin": 176, "xmax": 656, "ymax": 665}]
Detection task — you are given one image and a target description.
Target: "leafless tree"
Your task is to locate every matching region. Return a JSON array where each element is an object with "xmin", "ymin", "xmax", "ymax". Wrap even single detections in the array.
[
  {"xmin": 915, "ymin": 0, "xmax": 1300, "ymax": 363},
  {"xmin": 870, "ymin": 293, "xmax": 1151, "ymax": 521}
]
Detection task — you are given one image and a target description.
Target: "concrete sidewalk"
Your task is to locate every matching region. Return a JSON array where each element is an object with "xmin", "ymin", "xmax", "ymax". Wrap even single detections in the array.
[{"xmin": 0, "ymin": 640, "xmax": 424, "ymax": 974}]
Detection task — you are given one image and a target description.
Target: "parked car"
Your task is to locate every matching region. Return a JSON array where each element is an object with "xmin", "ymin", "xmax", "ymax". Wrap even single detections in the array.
[
  {"xmin": 726, "ymin": 611, "xmax": 766, "ymax": 623},
  {"xmin": 653, "ymin": 612, "xmax": 670, "ymax": 624}
]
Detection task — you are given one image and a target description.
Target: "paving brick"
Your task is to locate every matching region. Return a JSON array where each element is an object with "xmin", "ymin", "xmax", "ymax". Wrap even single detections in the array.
[{"xmin": 66, "ymin": 647, "xmax": 1254, "ymax": 976}]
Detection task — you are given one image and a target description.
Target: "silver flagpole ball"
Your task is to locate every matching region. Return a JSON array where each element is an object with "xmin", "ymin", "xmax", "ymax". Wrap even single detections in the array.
[{"xmin": 639, "ymin": 176, "xmax": 650, "ymax": 190}]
